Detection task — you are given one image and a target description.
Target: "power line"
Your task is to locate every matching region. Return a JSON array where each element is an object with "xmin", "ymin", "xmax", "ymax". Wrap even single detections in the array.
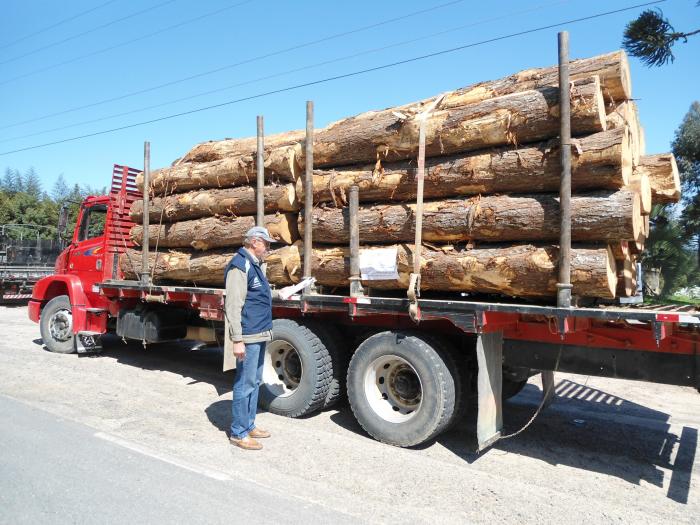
[
  {"xmin": 0, "ymin": 0, "xmax": 572, "ymax": 144},
  {"xmin": 0, "ymin": 0, "xmax": 256, "ymax": 88},
  {"xmin": 0, "ymin": 0, "xmax": 466, "ymax": 128},
  {"xmin": 0, "ymin": 0, "xmax": 119, "ymax": 51},
  {"xmin": 0, "ymin": 0, "xmax": 665, "ymax": 157},
  {"xmin": 0, "ymin": 0, "xmax": 177, "ymax": 66}
]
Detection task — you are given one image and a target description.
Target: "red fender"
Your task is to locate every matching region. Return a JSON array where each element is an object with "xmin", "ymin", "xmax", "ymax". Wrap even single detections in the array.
[
  {"xmin": 31, "ymin": 274, "xmax": 88, "ymax": 306},
  {"xmin": 28, "ymin": 275, "xmax": 91, "ymax": 332}
]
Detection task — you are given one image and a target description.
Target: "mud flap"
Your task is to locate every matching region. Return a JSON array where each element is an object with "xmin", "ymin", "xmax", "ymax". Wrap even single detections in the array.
[
  {"xmin": 476, "ymin": 331, "xmax": 503, "ymax": 451},
  {"xmin": 541, "ymin": 370, "xmax": 556, "ymax": 407},
  {"xmin": 75, "ymin": 332, "xmax": 103, "ymax": 354}
]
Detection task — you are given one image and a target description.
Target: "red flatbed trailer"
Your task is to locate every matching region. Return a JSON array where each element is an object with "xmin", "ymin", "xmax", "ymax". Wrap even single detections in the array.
[{"xmin": 27, "ymin": 164, "xmax": 699, "ymax": 449}]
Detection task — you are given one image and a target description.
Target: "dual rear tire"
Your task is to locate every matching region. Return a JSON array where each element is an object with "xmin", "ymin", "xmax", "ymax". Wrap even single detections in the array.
[
  {"xmin": 259, "ymin": 319, "xmax": 337, "ymax": 418},
  {"xmin": 346, "ymin": 331, "xmax": 462, "ymax": 447},
  {"xmin": 260, "ymin": 324, "xmax": 463, "ymax": 447}
]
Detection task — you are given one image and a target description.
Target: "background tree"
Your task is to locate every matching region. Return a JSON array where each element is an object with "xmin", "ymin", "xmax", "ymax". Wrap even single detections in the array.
[
  {"xmin": 12, "ymin": 168, "xmax": 24, "ymax": 193},
  {"xmin": 0, "ymin": 168, "xmax": 106, "ymax": 244},
  {"xmin": 672, "ymin": 102, "xmax": 700, "ymax": 266},
  {"xmin": 642, "ymin": 205, "xmax": 697, "ymax": 296},
  {"xmin": 640, "ymin": 104, "xmax": 700, "ymax": 298},
  {"xmin": 2, "ymin": 168, "xmax": 15, "ymax": 193},
  {"xmin": 51, "ymin": 173, "xmax": 70, "ymax": 202},
  {"xmin": 623, "ymin": 5, "xmax": 700, "ymax": 66},
  {"xmin": 23, "ymin": 167, "xmax": 42, "ymax": 199}
]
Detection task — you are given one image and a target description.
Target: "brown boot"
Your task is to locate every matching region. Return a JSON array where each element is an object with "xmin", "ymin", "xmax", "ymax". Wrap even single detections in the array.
[
  {"xmin": 229, "ymin": 435, "xmax": 263, "ymax": 450},
  {"xmin": 249, "ymin": 428, "xmax": 271, "ymax": 439}
]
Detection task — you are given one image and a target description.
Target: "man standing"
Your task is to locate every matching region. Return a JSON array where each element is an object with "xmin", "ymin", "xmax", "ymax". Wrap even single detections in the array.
[{"xmin": 224, "ymin": 226, "xmax": 278, "ymax": 451}]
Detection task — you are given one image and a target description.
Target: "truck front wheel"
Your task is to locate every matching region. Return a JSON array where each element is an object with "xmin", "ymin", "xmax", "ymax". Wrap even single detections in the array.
[
  {"xmin": 39, "ymin": 295, "xmax": 75, "ymax": 354},
  {"xmin": 347, "ymin": 331, "xmax": 458, "ymax": 447}
]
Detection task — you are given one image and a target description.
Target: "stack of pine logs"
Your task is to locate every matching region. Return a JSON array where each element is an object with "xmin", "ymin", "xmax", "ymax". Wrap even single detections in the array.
[{"xmin": 122, "ymin": 50, "xmax": 681, "ymax": 301}]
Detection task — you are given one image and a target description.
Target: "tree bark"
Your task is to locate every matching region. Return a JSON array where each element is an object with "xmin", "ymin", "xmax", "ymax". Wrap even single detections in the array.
[
  {"xmin": 293, "ymin": 77, "xmax": 606, "ymax": 170},
  {"xmin": 635, "ymin": 154, "xmax": 681, "ymax": 204},
  {"xmin": 136, "ymin": 147, "xmax": 299, "ymax": 194},
  {"xmin": 119, "ymin": 249, "xmax": 233, "ymax": 286},
  {"xmin": 178, "ymin": 130, "xmax": 305, "ymax": 164},
  {"xmin": 174, "ymin": 78, "xmax": 606, "ymax": 176},
  {"xmin": 120, "ymin": 243, "xmax": 617, "ymax": 299},
  {"xmin": 129, "ymin": 183, "xmax": 298, "ymax": 223},
  {"xmin": 301, "ymin": 190, "xmax": 642, "ymax": 243},
  {"xmin": 179, "ymin": 51, "xmax": 629, "ymax": 164},
  {"xmin": 130, "ymin": 213, "xmax": 299, "ymax": 250},
  {"xmin": 298, "ymin": 128, "xmax": 630, "ymax": 205}
]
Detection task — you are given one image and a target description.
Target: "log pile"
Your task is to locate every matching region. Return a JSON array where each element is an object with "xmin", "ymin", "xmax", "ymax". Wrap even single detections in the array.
[{"xmin": 122, "ymin": 50, "xmax": 682, "ymax": 302}]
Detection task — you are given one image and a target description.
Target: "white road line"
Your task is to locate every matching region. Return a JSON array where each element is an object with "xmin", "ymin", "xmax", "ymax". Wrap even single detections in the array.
[{"xmin": 94, "ymin": 432, "xmax": 232, "ymax": 482}]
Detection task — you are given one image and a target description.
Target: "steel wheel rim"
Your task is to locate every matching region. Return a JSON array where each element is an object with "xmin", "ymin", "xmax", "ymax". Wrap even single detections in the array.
[
  {"xmin": 49, "ymin": 308, "xmax": 72, "ymax": 342},
  {"xmin": 263, "ymin": 340, "xmax": 303, "ymax": 398},
  {"xmin": 364, "ymin": 355, "xmax": 422, "ymax": 423}
]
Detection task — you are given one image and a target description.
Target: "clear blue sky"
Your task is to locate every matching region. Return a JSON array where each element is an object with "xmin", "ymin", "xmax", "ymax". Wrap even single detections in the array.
[{"xmin": 1, "ymin": 0, "xmax": 698, "ymax": 193}]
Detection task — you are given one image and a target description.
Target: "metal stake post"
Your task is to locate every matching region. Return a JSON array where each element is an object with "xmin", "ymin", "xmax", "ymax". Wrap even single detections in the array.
[
  {"xmin": 256, "ymin": 115, "xmax": 265, "ymax": 227},
  {"xmin": 348, "ymin": 185, "xmax": 364, "ymax": 297},
  {"xmin": 556, "ymin": 31, "xmax": 573, "ymax": 308},
  {"xmin": 141, "ymin": 141, "xmax": 151, "ymax": 286},
  {"xmin": 303, "ymin": 101, "xmax": 315, "ymax": 293},
  {"xmin": 407, "ymin": 116, "xmax": 427, "ymax": 321}
]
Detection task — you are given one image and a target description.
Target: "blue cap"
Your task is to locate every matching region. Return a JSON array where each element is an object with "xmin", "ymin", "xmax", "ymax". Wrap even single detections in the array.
[{"xmin": 245, "ymin": 225, "xmax": 276, "ymax": 243}]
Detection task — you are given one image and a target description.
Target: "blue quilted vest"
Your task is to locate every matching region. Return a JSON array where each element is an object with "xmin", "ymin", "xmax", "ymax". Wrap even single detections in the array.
[{"xmin": 224, "ymin": 248, "xmax": 273, "ymax": 335}]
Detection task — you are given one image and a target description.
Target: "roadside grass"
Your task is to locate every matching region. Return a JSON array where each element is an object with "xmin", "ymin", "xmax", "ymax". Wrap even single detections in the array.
[{"xmin": 650, "ymin": 295, "xmax": 700, "ymax": 306}]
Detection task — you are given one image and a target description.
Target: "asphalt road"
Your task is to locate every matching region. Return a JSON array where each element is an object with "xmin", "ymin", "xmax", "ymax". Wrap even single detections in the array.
[
  {"xmin": 1, "ymin": 305, "xmax": 699, "ymax": 523},
  {"xmin": 0, "ymin": 394, "xmax": 354, "ymax": 524}
]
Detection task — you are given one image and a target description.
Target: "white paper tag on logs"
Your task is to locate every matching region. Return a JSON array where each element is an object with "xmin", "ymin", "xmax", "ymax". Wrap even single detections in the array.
[{"xmin": 360, "ymin": 247, "xmax": 399, "ymax": 281}]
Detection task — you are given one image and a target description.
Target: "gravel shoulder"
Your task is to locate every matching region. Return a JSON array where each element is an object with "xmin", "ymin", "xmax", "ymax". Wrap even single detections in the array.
[{"xmin": 1, "ymin": 305, "xmax": 698, "ymax": 523}]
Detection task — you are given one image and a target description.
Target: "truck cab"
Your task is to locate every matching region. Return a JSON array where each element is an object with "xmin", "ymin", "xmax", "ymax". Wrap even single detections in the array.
[{"xmin": 28, "ymin": 165, "xmax": 141, "ymax": 353}]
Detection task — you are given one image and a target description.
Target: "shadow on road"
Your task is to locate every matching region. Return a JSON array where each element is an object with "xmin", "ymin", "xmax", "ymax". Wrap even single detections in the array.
[
  {"xmin": 437, "ymin": 379, "xmax": 697, "ymax": 504},
  {"xmin": 88, "ymin": 334, "xmax": 233, "ymax": 396},
  {"xmin": 59, "ymin": 336, "xmax": 696, "ymax": 504},
  {"xmin": 205, "ymin": 399, "xmax": 231, "ymax": 437}
]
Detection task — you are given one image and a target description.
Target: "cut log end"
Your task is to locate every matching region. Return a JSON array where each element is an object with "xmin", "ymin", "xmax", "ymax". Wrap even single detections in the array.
[
  {"xmin": 637, "ymin": 153, "xmax": 681, "ymax": 204},
  {"xmin": 619, "ymin": 126, "xmax": 632, "ymax": 186},
  {"xmin": 637, "ymin": 173, "xmax": 652, "ymax": 215},
  {"xmin": 618, "ymin": 50, "xmax": 632, "ymax": 101},
  {"xmin": 631, "ymin": 192, "xmax": 643, "ymax": 244},
  {"xmin": 616, "ymin": 255, "xmax": 638, "ymax": 297}
]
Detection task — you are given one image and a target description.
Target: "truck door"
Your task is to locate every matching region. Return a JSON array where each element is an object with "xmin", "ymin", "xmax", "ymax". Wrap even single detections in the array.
[{"xmin": 67, "ymin": 203, "xmax": 107, "ymax": 304}]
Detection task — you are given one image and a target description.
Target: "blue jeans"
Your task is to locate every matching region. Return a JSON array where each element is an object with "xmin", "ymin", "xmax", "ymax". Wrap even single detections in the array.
[{"xmin": 230, "ymin": 341, "xmax": 266, "ymax": 439}]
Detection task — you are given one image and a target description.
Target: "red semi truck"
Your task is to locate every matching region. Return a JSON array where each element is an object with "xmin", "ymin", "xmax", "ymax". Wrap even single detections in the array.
[{"xmin": 28, "ymin": 164, "xmax": 700, "ymax": 449}]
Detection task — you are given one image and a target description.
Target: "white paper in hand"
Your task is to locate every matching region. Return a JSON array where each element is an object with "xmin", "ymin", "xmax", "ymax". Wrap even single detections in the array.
[
  {"xmin": 278, "ymin": 277, "xmax": 316, "ymax": 300},
  {"xmin": 360, "ymin": 247, "xmax": 399, "ymax": 281}
]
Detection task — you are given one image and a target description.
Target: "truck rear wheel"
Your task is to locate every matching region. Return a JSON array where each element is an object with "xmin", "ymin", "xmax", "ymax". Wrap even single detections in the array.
[
  {"xmin": 304, "ymin": 322, "xmax": 348, "ymax": 408},
  {"xmin": 39, "ymin": 295, "xmax": 75, "ymax": 354},
  {"xmin": 346, "ymin": 331, "xmax": 458, "ymax": 447},
  {"xmin": 259, "ymin": 319, "xmax": 333, "ymax": 418}
]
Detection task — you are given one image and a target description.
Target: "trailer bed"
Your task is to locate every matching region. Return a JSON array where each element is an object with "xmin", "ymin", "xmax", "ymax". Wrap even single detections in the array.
[{"xmin": 98, "ymin": 279, "xmax": 699, "ymax": 389}]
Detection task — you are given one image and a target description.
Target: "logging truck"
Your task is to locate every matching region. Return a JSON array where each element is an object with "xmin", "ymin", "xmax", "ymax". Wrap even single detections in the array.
[{"xmin": 27, "ymin": 163, "xmax": 700, "ymax": 449}]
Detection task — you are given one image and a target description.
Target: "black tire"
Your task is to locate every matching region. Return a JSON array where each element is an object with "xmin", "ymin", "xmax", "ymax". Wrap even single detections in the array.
[
  {"xmin": 39, "ymin": 295, "xmax": 75, "ymax": 354},
  {"xmin": 259, "ymin": 319, "xmax": 333, "ymax": 418},
  {"xmin": 346, "ymin": 331, "xmax": 457, "ymax": 447},
  {"xmin": 436, "ymin": 341, "xmax": 468, "ymax": 432},
  {"xmin": 503, "ymin": 378, "xmax": 528, "ymax": 400},
  {"xmin": 304, "ymin": 322, "xmax": 349, "ymax": 408}
]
